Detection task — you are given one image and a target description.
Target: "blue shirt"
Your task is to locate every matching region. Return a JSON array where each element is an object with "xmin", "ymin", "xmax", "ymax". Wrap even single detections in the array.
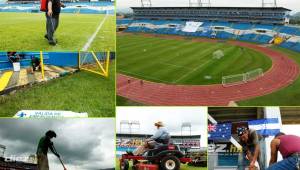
[{"xmin": 150, "ymin": 127, "xmax": 170, "ymax": 141}]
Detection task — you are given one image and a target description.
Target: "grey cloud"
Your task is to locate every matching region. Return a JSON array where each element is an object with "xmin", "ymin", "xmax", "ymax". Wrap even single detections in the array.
[{"xmin": 0, "ymin": 119, "xmax": 115, "ymax": 170}]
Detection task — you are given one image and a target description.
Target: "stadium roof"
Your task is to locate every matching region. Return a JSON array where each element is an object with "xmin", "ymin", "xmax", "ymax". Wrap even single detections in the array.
[
  {"xmin": 280, "ymin": 107, "xmax": 300, "ymax": 124},
  {"xmin": 208, "ymin": 107, "xmax": 264, "ymax": 123},
  {"xmin": 131, "ymin": 6, "xmax": 291, "ymax": 11}
]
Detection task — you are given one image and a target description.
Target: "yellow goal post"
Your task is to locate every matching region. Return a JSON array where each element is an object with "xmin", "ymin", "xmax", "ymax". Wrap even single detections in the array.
[{"xmin": 78, "ymin": 51, "xmax": 110, "ymax": 78}]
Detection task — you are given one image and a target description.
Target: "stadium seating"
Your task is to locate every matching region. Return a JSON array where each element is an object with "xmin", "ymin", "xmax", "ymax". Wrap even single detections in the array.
[
  {"xmin": 253, "ymin": 24, "xmax": 275, "ymax": 30},
  {"xmin": 291, "ymin": 43, "xmax": 300, "ymax": 52},
  {"xmin": 117, "ymin": 19, "xmax": 133, "ymax": 26},
  {"xmin": 279, "ymin": 26, "xmax": 300, "ymax": 35},
  {"xmin": 0, "ymin": 2, "xmax": 114, "ymax": 14},
  {"xmin": 118, "ymin": 18, "xmax": 300, "ymax": 53},
  {"xmin": 280, "ymin": 41, "xmax": 296, "ymax": 48},
  {"xmin": 232, "ymin": 23, "xmax": 253, "ymax": 30}
]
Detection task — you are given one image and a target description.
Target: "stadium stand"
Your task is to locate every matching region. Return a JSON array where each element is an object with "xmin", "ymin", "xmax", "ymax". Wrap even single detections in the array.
[
  {"xmin": 131, "ymin": 7, "xmax": 290, "ymax": 25},
  {"xmin": 116, "ymin": 133, "xmax": 201, "ymax": 157},
  {"xmin": 0, "ymin": 144, "xmax": 37, "ymax": 170},
  {"xmin": 0, "ymin": 158, "xmax": 37, "ymax": 170},
  {"xmin": 0, "ymin": 1, "xmax": 114, "ymax": 14},
  {"xmin": 116, "ymin": 4, "xmax": 300, "ymax": 52},
  {"xmin": 117, "ymin": 18, "xmax": 133, "ymax": 26}
]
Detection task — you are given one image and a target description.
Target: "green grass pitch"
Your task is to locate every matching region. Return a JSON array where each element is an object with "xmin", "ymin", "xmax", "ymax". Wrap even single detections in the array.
[
  {"xmin": 117, "ymin": 33, "xmax": 300, "ymax": 106},
  {"xmin": 115, "ymin": 159, "xmax": 207, "ymax": 170},
  {"xmin": 0, "ymin": 12, "xmax": 115, "ymax": 51},
  {"xmin": 0, "ymin": 61, "xmax": 115, "ymax": 117},
  {"xmin": 117, "ymin": 34, "xmax": 272, "ymax": 85},
  {"xmin": 117, "ymin": 95, "xmax": 145, "ymax": 106},
  {"xmin": 238, "ymin": 46, "xmax": 300, "ymax": 106}
]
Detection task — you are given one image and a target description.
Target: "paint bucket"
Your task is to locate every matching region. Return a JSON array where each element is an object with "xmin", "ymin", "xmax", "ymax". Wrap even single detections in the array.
[{"xmin": 13, "ymin": 62, "xmax": 20, "ymax": 72}]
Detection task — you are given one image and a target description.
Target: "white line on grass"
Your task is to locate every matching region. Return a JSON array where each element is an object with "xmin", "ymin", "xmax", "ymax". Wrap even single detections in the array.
[
  {"xmin": 173, "ymin": 59, "xmax": 212, "ymax": 83},
  {"xmin": 81, "ymin": 15, "xmax": 108, "ymax": 51},
  {"xmin": 119, "ymin": 70, "xmax": 170, "ymax": 84},
  {"xmin": 159, "ymin": 62, "xmax": 192, "ymax": 70}
]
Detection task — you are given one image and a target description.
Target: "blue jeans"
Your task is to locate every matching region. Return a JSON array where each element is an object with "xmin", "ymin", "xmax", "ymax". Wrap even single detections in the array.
[{"xmin": 267, "ymin": 154, "xmax": 299, "ymax": 170}]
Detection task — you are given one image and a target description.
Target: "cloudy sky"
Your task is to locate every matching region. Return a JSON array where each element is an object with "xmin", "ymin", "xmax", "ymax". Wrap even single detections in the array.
[
  {"xmin": 0, "ymin": 119, "xmax": 115, "ymax": 170},
  {"xmin": 116, "ymin": 107, "xmax": 207, "ymax": 147},
  {"xmin": 117, "ymin": 0, "xmax": 300, "ymax": 13}
]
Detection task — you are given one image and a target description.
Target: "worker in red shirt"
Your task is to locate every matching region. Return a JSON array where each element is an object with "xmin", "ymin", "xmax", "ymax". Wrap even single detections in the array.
[{"xmin": 267, "ymin": 132, "xmax": 300, "ymax": 170}]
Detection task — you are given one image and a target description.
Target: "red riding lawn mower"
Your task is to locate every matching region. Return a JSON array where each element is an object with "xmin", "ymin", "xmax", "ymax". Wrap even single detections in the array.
[{"xmin": 119, "ymin": 144, "xmax": 192, "ymax": 170}]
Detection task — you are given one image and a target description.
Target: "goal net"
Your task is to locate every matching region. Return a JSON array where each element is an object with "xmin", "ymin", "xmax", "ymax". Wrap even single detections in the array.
[
  {"xmin": 79, "ymin": 51, "xmax": 110, "ymax": 77},
  {"xmin": 245, "ymin": 68, "xmax": 263, "ymax": 81},
  {"xmin": 222, "ymin": 73, "xmax": 246, "ymax": 87},
  {"xmin": 213, "ymin": 50, "xmax": 224, "ymax": 59},
  {"xmin": 222, "ymin": 68, "xmax": 264, "ymax": 87}
]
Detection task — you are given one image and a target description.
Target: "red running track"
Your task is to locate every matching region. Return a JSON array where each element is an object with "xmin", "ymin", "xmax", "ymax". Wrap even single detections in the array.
[{"xmin": 117, "ymin": 40, "xmax": 300, "ymax": 106}]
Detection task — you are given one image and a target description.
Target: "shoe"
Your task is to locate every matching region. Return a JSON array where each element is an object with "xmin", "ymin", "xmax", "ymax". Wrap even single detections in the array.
[
  {"xmin": 49, "ymin": 41, "xmax": 57, "ymax": 46},
  {"xmin": 44, "ymin": 35, "xmax": 49, "ymax": 40}
]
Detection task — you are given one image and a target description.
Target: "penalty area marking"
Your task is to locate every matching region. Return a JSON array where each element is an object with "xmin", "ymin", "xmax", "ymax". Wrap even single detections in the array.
[{"xmin": 81, "ymin": 15, "xmax": 108, "ymax": 51}]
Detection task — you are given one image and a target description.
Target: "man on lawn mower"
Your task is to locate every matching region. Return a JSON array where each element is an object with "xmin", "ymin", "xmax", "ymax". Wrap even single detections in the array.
[{"xmin": 128, "ymin": 121, "xmax": 170, "ymax": 156}]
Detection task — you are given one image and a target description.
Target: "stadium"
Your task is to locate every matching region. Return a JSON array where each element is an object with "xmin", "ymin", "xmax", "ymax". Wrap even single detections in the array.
[
  {"xmin": 0, "ymin": 144, "xmax": 37, "ymax": 170},
  {"xmin": 208, "ymin": 107, "xmax": 300, "ymax": 170},
  {"xmin": 0, "ymin": 0, "xmax": 115, "ymax": 51},
  {"xmin": 116, "ymin": 123, "xmax": 207, "ymax": 170},
  {"xmin": 116, "ymin": 0, "xmax": 300, "ymax": 106},
  {"xmin": 0, "ymin": 51, "xmax": 115, "ymax": 117}
]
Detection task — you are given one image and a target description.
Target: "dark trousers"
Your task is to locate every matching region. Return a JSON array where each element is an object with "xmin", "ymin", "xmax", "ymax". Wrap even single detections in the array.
[
  {"xmin": 31, "ymin": 58, "xmax": 40, "ymax": 71},
  {"xmin": 238, "ymin": 139, "xmax": 266, "ymax": 170},
  {"xmin": 45, "ymin": 13, "xmax": 59, "ymax": 43}
]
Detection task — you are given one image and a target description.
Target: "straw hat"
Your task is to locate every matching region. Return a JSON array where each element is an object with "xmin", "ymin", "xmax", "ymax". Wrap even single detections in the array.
[{"xmin": 154, "ymin": 121, "xmax": 164, "ymax": 127}]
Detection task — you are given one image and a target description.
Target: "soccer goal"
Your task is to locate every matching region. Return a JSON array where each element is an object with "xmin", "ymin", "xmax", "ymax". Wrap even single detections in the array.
[
  {"xmin": 78, "ymin": 51, "xmax": 110, "ymax": 77},
  {"xmin": 222, "ymin": 68, "xmax": 264, "ymax": 87},
  {"xmin": 245, "ymin": 68, "xmax": 264, "ymax": 81},
  {"xmin": 213, "ymin": 50, "xmax": 224, "ymax": 59},
  {"xmin": 222, "ymin": 73, "xmax": 246, "ymax": 87}
]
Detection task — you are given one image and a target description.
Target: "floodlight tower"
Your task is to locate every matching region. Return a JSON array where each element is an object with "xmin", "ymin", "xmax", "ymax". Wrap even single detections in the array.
[
  {"xmin": 120, "ymin": 120, "xmax": 130, "ymax": 134},
  {"xmin": 130, "ymin": 120, "xmax": 141, "ymax": 134},
  {"xmin": 120, "ymin": 120, "xmax": 140, "ymax": 134},
  {"xmin": 262, "ymin": 0, "xmax": 277, "ymax": 7},
  {"xmin": 189, "ymin": 0, "xmax": 211, "ymax": 7},
  {"xmin": 181, "ymin": 122, "xmax": 192, "ymax": 136},
  {"xmin": 141, "ymin": 0, "xmax": 152, "ymax": 7},
  {"xmin": 0, "ymin": 144, "xmax": 6, "ymax": 158},
  {"xmin": 189, "ymin": 0, "xmax": 201, "ymax": 7}
]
